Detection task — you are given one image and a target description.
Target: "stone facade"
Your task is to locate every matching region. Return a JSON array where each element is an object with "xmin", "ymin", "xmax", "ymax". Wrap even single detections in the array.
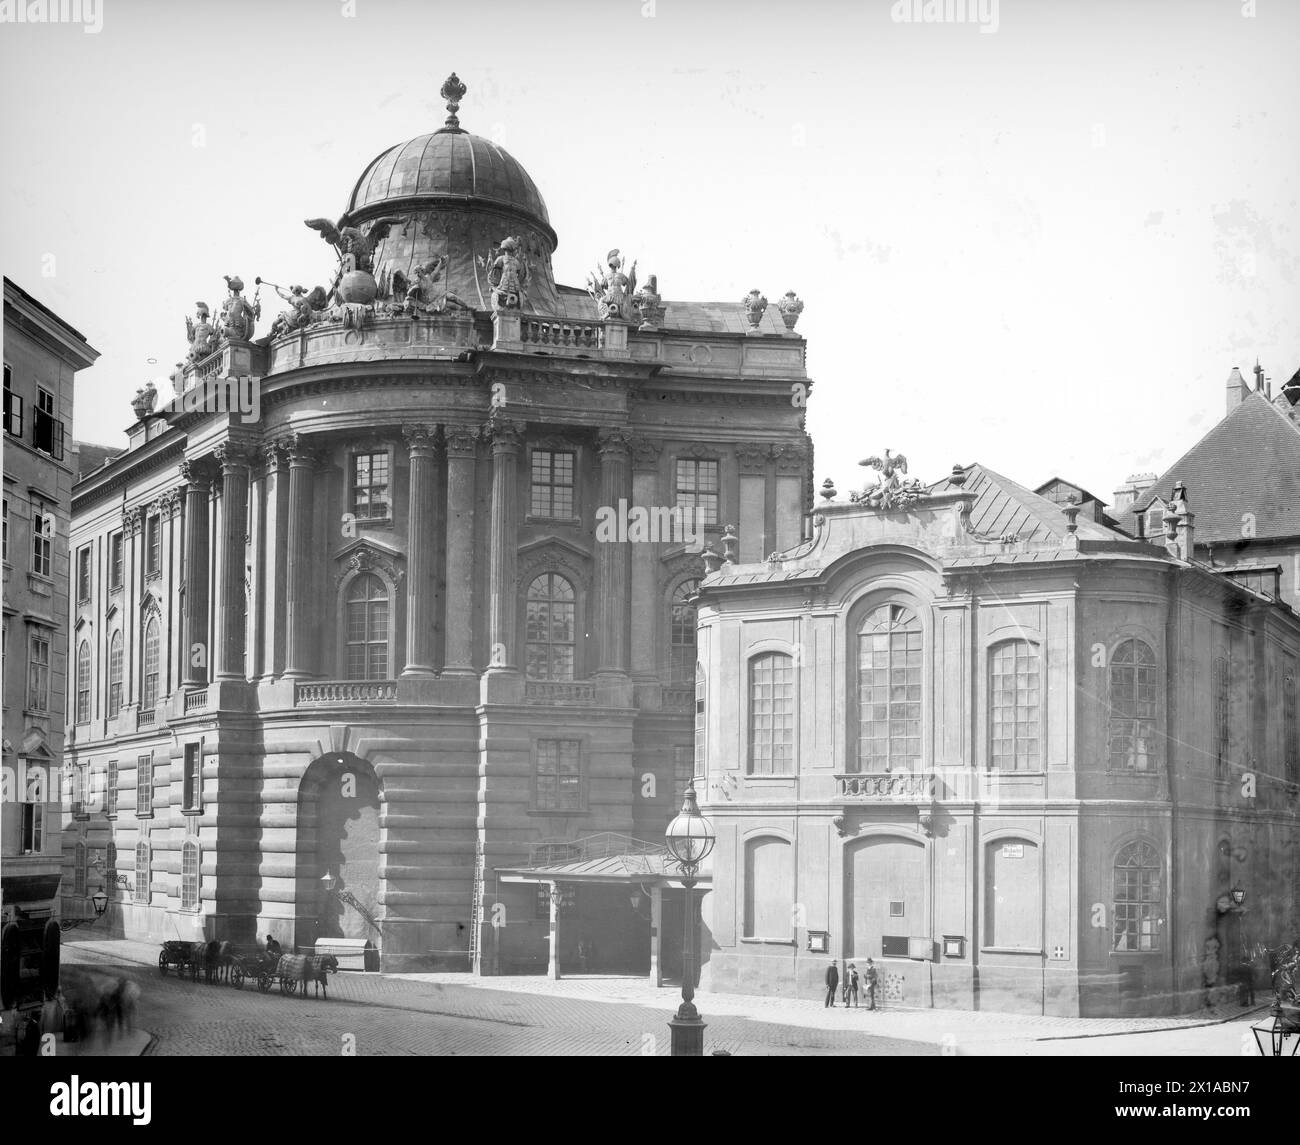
[
  {"xmin": 59, "ymin": 100, "xmax": 812, "ymax": 971},
  {"xmin": 697, "ymin": 463, "xmax": 1300, "ymax": 1016}
]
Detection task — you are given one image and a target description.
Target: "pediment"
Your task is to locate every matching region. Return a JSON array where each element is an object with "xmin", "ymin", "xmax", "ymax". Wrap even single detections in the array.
[
  {"xmin": 332, "ymin": 538, "xmax": 405, "ymax": 589},
  {"xmin": 517, "ymin": 535, "xmax": 590, "ymax": 563}
]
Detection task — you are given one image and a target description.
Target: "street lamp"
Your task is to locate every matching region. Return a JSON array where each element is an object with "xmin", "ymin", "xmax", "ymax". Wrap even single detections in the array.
[
  {"xmin": 664, "ymin": 778, "xmax": 715, "ymax": 1057},
  {"xmin": 320, "ymin": 871, "xmax": 336, "ymax": 894},
  {"xmin": 1230, "ymin": 885, "xmax": 1247, "ymax": 907},
  {"xmin": 90, "ymin": 885, "xmax": 108, "ymax": 918}
]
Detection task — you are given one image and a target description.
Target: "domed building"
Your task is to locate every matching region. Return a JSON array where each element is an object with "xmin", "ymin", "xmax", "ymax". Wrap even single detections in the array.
[{"xmin": 61, "ymin": 75, "xmax": 813, "ymax": 975}]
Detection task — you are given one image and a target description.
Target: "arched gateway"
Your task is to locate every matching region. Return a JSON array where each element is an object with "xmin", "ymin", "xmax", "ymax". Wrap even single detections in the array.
[{"xmin": 295, "ymin": 753, "xmax": 384, "ymax": 952}]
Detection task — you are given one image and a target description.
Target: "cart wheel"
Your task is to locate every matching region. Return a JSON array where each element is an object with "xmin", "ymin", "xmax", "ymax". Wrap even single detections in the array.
[
  {"xmin": 158, "ymin": 951, "xmax": 169, "ymax": 976},
  {"xmin": 40, "ymin": 919, "xmax": 60, "ymax": 1000},
  {"xmin": 230, "ymin": 965, "xmax": 245, "ymax": 989},
  {"xmin": 257, "ymin": 974, "xmax": 272, "ymax": 993},
  {"xmin": 281, "ymin": 978, "xmax": 296, "ymax": 995},
  {"xmin": 1, "ymin": 923, "xmax": 20, "ymax": 1010}
]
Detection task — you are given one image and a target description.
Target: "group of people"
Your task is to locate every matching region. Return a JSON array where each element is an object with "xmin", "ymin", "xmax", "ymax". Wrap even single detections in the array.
[{"xmin": 824, "ymin": 958, "xmax": 878, "ymax": 1009}]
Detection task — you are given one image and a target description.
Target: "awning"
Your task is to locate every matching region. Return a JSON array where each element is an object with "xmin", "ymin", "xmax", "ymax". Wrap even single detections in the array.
[{"xmin": 498, "ymin": 851, "xmax": 711, "ymax": 888}]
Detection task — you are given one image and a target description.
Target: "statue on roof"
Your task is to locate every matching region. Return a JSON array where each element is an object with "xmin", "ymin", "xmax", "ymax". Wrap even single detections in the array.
[
  {"xmin": 487, "ymin": 236, "xmax": 528, "ymax": 311},
  {"xmin": 262, "ymin": 280, "xmax": 329, "ymax": 338},
  {"xmin": 184, "ymin": 301, "xmax": 219, "ymax": 364},
  {"xmin": 130, "ymin": 381, "xmax": 157, "ymax": 422},
  {"xmin": 852, "ymin": 449, "xmax": 925, "ymax": 510},
  {"xmin": 397, "ymin": 255, "xmax": 471, "ymax": 316},
  {"xmin": 633, "ymin": 273, "xmax": 665, "ymax": 330},
  {"xmin": 219, "ymin": 275, "xmax": 260, "ymax": 342},
  {"xmin": 304, "ymin": 216, "xmax": 402, "ymax": 278},
  {"xmin": 587, "ymin": 249, "xmax": 637, "ymax": 321}
]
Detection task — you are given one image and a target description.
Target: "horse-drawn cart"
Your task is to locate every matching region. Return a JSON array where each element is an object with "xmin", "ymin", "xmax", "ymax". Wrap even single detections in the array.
[
  {"xmin": 229, "ymin": 951, "xmax": 280, "ymax": 993},
  {"xmin": 157, "ymin": 940, "xmax": 203, "ymax": 980}
]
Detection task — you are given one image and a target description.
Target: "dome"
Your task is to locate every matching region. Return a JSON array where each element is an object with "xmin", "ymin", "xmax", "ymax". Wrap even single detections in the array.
[{"xmin": 344, "ymin": 130, "xmax": 553, "ymax": 242}]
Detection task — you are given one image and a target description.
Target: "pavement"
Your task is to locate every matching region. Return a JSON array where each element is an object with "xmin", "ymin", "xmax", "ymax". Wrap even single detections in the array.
[{"xmin": 55, "ymin": 936, "xmax": 1280, "ymax": 1057}]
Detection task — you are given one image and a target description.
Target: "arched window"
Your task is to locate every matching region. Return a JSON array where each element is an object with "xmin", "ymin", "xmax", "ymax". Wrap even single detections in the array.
[
  {"xmin": 858, "ymin": 604, "xmax": 922, "ymax": 771},
  {"xmin": 1113, "ymin": 841, "xmax": 1161, "ymax": 951},
  {"xmin": 107, "ymin": 631, "xmax": 123, "ymax": 719},
  {"xmin": 748, "ymin": 652, "xmax": 794, "ymax": 775},
  {"xmin": 181, "ymin": 839, "xmax": 200, "ymax": 911},
  {"xmin": 75, "ymin": 640, "xmax": 91, "ymax": 724},
  {"xmin": 1213, "ymin": 655, "xmax": 1230, "ymax": 777},
  {"xmin": 694, "ymin": 662, "xmax": 707, "ymax": 771},
  {"xmin": 743, "ymin": 836, "xmax": 793, "ymax": 939},
  {"xmin": 134, "ymin": 840, "xmax": 150, "ymax": 905},
  {"xmin": 668, "ymin": 579, "xmax": 700, "ymax": 684},
  {"xmin": 525, "ymin": 573, "xmax": 575, "ymax": 681},
  {"xmin": 989, "ymin": 640, "xmax": 1040, "ymax": 770},
  {"xmin": 141, "ymin": 616, "xmax": 160, "ymax": 711},
  {"xmin": 1109, "ymin": 638, "xmax": 1157, "ymax": 770},
  {"xmin": 345, "ymin": 574, "xmax": 389, "ymax": 680},
  {"xmin": 73, "ymin": 839, "xmax": 87, "ymax": 896}
]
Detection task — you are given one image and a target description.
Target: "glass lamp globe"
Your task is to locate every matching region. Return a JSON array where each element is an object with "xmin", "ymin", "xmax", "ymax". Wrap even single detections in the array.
[{"xmin": 665, "ymin": 780, "xmax": 715, "ymax": 869}]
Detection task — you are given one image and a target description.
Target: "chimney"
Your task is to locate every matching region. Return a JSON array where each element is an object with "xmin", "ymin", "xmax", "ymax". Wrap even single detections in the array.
[
  {"xmin": 1172, "ymin": 480, "xmax": 1194, "ymax": 561},
  {"xmin": 1226, "ymin": 366, "xmax": 1251, "ymax": 414},
  {"xmin": 1254, "ymin": 359, "xmax": 1264, "ymax": 392},
  {"xmin": 1112, "ymin": 472, "xmax": 1157, "ymax": 515}
]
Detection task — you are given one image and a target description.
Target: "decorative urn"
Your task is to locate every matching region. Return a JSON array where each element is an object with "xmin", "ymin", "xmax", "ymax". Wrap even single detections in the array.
[
  {"xmin": 777, "ymin": 290, "xmax": 804, "ymax": 332},
  {"xmin": 742, "ymin": 289, "xmax": 768, "ymax": 333}
]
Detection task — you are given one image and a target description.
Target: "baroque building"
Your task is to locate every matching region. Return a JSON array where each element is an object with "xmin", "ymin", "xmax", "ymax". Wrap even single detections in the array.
[
  {"xmin": 696, "ymin": 461, "xmax": 1300, "ymax": 1016},
  {"xmin": 2, "ymin": 278, "xmax": 99, "ymax": 926},
  {"xmin": 59, "ymin": 76, "xmax": 812, "ymax": 972}
]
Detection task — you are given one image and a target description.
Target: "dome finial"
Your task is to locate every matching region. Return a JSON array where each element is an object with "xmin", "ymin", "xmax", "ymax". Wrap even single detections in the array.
[{"xmin": 440, "ymin": 72, "xmax": 467, "ymax": 132}]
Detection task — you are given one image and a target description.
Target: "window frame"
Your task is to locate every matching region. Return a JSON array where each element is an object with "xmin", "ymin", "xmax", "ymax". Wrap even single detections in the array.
[
  {"xmin": 32, "ymin": 386, "xmax": 64, "ymax": 460},
  {"xmin": 181, "ymin": 839, "xmax": 201, "ymax": 911},
  {"xmin": 30, "ymin": 499, "xmax": 52, "ymax": 578},
  {"xmin": 141, "ymin": 613, "xmax": 160, "ymax": 712},
  {"xmin": 76, "ymin": 543, "xmax": 92, "ymax": 604},
  {"xmin": 856, "ymin": 603, "xmax": 923, "ymax": 773},
  {"xmin": 1, "ymin": 496, "xmax": 8, "ymax": 563},
  {"xmin": 108, "ymin": 530, "xmax": 123, "ymax": 591},
  {"xmin": 106, "ymin": 759, "xmax": 118, "ymax": 818},
  {"xmin": 1112, "ymin": 840, "xmax": 1162, "ymax": 953},
  {"xmin": 144, "ymin": 513, "xmax": 162, "ymax": 577},
  {"xmin": 350, "ymin": 449, "xmax": 392, "ymax": 523},
  {"xmin": 183, "ymin": 740, "xmax": 203, "ymax": 814},
  {"xmin": 528, "ymin": 448, "xmax": 577, "ymax": 520},
  {"xmin": 2, "ymin": 364, "xmax": 23, "ymax": 437},
  {"xmin": 674, "ymin": 457, "xmax": 720, "ymax": 529},
  {"xmin": 747, "ymin": 650, "xmax": 796, "ymax": 776},
  {"xmin": 75, "ymin": 639, "xmax": 92, "ymax": 724},
  {"xmin": 134, "ymin": 840, "xmax": 151, "ymax": 905},
  {"xmin": 20, "ymin": 802, "xmax": 44, "ymax": 855},
  {"xmin": 988, "ymin": 639, "xmax": 1042, "ymax": 772},
  {"xmin": 668, "ymin": 578, "xmax": 700, "ymax": 686},
  {"xmin": 1107, "ymin": 637, "xmax": 1159, "ymax": 772},
  {"xmin": 136, "ymin": 753, "xmax": 154, "ymax": 818},
  {"xmin": 73, "ymin": 839, "xmax": 87, "ymax": 897},
  {"xmin": 343, "ymin": 571, "xmax": 392, "ymax": 681},
  {"xmin": 107, "ymin": 630, "xmax": 123, "ymax": 719},
  {"xmin": 532, "ymin": 738, "xmax": 585, "ymax": 814},
  {"xmin": 27, "ymin": 625, "xmax": 51, "ymax": 712},
  {"xmin": 524, "ymin": 572, "xmax": 577, "ymax": 682}
]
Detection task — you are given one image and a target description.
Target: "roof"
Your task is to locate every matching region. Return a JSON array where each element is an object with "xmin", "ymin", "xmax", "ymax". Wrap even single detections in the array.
[
  {"xmin": 345, "ymin": 130, "xmax": 550, "ymax": 229},
  {"xmin": 1034, "ymin": 476, "xmax": 1107, "ymax": 506},
  {"xmin": 73, "ymin": 440, "xmax": 124, "ymax": 480},
  {"xmin": 1133, "ymin": 390, "xmax": 1300, "ymax": 543},
  {"xmin": 3, "ymin": 277, "xmax": 99, "ymax": 361},
  {"xmin": 931, "ymin": 462, "xmax": 1132, "ymax": 544}
]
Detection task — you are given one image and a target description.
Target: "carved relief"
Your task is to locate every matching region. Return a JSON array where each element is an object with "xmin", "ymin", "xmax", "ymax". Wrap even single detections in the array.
[
  {"xmin": 443, "ymin": 425, "xmax": 481, "ymax": 458},
  {"xmin": 333, "ymin": 543, "xmax": 406, "ymax": 590},
  {"xmin": 402, "ymin": 423, "xmax": 439, "ymax": 453},
  {"xmin": 772, "ymin": 443, "xmax": 808, "ymax": 475},
  {"xmin": 596, "ymin": 427, "xmax": 633, "ymax": 458},
  {"xmin": 121, "ymin": 506, "xmax": 142, "ymax": 537},
  {"xmin": 629, "ymin": 435, "xmax": 663, "ymax": 470},
  {"xmin": 518, "ymin": 545, "xmax": 591, "ymax": 594},
  {"xmin": 484, "ymin": 416, "xmax": 525, "ymax": 452},
  {"xmin": 734, "ymin": 445, "xmax": 770, "ymax": 476}
]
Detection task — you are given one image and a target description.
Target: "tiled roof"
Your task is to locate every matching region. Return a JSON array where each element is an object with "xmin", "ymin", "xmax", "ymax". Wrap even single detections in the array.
[
  {"xmin": 1132, "ymin": 391, "xmax": 1300, "ymax": 543},
  {"xmin": 72, "ymin": 440, "xmax": 123, "ymax": 480}
]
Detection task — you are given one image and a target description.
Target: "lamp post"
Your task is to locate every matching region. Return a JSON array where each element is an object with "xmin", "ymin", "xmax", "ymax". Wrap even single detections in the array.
[{"xmin": 664, "ymin": 778, "xmax": 715, "ymax": 1057}]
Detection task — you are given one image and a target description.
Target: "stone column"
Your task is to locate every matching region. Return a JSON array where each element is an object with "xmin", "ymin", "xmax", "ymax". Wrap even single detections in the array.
[
  {"xmin": 547, "ymin": 881, "xmax": 562, "ymax": 980},
  {"xmin": 629, "ymin": 437, "xmax": 662, "ymax": 684},
  {"xmin": 402, "ymin": 424, "xmax": 438, "ymax": 677},
  {"xmin": 180, "ymin": 462, "xmax": 211, "ymax": 688},
  {"xmin": 260, "ymin": 441, "xmax": 289, "ymax": 681},
  {"xmin": 213, "ymin": 441, "xmax": 251, "ymax": 681},
  {"xmin": 486, "ymin": 418, "xmax": 523, "ymax": 672},
  {"xmin": 121, "ymin": 507, "xmax": 141, "ymax": 700},
  {"xmin": 283, "ymin": 435, "xmax": 319, "ymax": 679},
  {"xmin": 442, "ymin": 426, "xmax": 478, "ymax": 676},
  {"xmin": 650, "ymin": 882, "xmax": 663, "ymax": 987},
  {"xmin": 595, "ymin": 427, "xmax": 632, "ymax": 676}
]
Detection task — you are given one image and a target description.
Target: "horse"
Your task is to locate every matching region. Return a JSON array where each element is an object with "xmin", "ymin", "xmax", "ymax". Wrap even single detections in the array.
[{"xmin": 277, "ymin": 953, "xmax": 339, "ymax": 998}]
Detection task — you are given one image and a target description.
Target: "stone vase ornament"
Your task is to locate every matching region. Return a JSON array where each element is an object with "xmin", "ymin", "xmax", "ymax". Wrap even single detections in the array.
[
  {"xmin": 777, "ymin": 290, "xmax": 804, "ymax": 332},
  {"xmin": 742, "ymin": 289, "xmax": 768, "ymax": 333}
]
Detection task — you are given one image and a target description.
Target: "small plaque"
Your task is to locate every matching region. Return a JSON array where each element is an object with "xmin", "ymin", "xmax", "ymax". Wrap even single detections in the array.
[{"xmin": 1001, "ymin": 843, "xmax": 1024, "ymax": 859}]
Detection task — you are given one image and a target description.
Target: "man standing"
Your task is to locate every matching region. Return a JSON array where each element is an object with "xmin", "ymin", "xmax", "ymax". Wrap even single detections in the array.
[
  {"xmin": 824, "ymin": 959, "xmax": 839, "ymax": 1007},
  {"xmin": 845, "ymin": 962, "xmax": 860, "ymax": 1007},
  {"xmin": 863, "ymin": 958, "xmax": 879, "ymax": 1010}
]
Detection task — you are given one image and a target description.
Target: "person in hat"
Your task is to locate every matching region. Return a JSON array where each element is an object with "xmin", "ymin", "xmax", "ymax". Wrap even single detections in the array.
[
  {"xmin": 823, "ymin": 959, "xmax": 839, "ymax": 1007},
  {"xmin": 265, "ymin": 933, "xmax": 282, "ymax": 959},
  {"xmin": 863, "ymin": 957, "xmax": 879, "ymax": 1010},
  {"xmin": 845, "ymin": 962, "xmax": 860, "ymax": 1007}
]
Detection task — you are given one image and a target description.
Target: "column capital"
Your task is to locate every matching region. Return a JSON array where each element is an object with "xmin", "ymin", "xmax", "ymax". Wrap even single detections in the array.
[
  {"xmin": 214, "ymin": 439, "xmax": 255, "ymax": 474},
  {"xmin": 596, "ymin": 427, "xmax": 634, "ymax": 460},
  {"xmin": 121, "ymin": 506, "xmax": 142, "ymax": 536},
  {"xmin": 281, "ymin": 432, "xmax": 323, "ymax": 468},
  {"xmin": 158, "ymin": 489, "xmax": 184, "ymax": 520},
  {"xmin": 735, "ymin": 444, "xmax": 771, "ymax": 476},
  {"xmin": 444, "ymin": 424, "xmax": 480, "ymax": 459},
  {"xmin": 179, "ymin": 457, "xmax": 215, "ymax": 489},
  {"xmin": 628, "ymin": 435, "xmax": 663, "ymax": 471},
  {"xmin": 485, "ymin": 416, "xmax": 525, "ymax": 454},
  {"xmin": 772, "ymin": 442, "xmax": 809, "ymax": 475},
  {"xmin": 403, "ymin": 423, "xmax": 440, "ymax": 455},
  {"xmin": 263, "ymin": 439, "xmax": 289, "ymax": 471}
]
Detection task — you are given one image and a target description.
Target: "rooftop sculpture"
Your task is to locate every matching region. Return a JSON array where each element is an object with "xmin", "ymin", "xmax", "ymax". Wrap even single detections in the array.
[{"xmin": 851, "ymin": 450, "xmax": 927, "ymax": 510}]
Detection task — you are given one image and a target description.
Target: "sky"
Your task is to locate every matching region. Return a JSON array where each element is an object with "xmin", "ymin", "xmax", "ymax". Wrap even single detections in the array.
[{"xmin": 1, "ymin": 0, "xmax": 1297, "ymax": 506}]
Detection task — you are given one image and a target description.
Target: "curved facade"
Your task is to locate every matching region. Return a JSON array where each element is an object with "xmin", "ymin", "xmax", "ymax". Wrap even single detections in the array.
[{"xmin": 61, "ymin": 101, "xmax": 813, "ymax": 972}]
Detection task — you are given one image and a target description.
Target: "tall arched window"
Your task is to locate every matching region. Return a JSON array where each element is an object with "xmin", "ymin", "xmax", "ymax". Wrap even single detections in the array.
[
  {"xmin": 748, "ymin": 652, "xmax": 794, "ymax": 775},
  {"xmin": 75, "ymin": 640, "xmax": 91, "ymax": 724},
  {"xmin": 1113, "ymin": 841, "xmax": 1161, "ymax": 951},
  {"xmin": 134, "ymin": 840, "xmax": 150, "ymax": 904},
  {"xmin": 73, "ymin": 839, "xmax": 87, "ymax": 896},
  {"xmin": 181, "ymin": 839, "xmax": 200, "ymax": 911},
  {"xmin": 141, "ymin": 616, "xmax": 160, "ymax": 711},
  {"xmin": 345, "ymin": 574, "xmax": 389, "ymax": 680},
  {"xmin": 525, "ymin": 573, "xmax": 575, "ymax": 680},
  {"xmin": 989, "ymin": 640, "xmax": 1040, "ymax": 770},
  {"xmin": 858, "ymin": 604, "xmax": 922, "ymax": 771},
  {"xmin": 1109, "ymin": 638, "xmax": 1157, "ymax": 770},
  {"xmin": 668, "ymin": 579, "xmax": 700, "ymax": 684},
  {"xmin": 1213, "ymin": 655, "xmax": 1230, "ymax": 777},
  {"xmin": 107, "ymin": 631, "xmax": 123, "ymax": 718}
]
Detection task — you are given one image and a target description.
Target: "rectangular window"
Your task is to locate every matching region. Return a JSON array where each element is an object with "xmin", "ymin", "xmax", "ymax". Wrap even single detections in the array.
[
  {"xmin": 145, "ymin": 514, "xmax": 161, "ymax": 575},
  {"xmin": 530, "ymin": 450, "xmax": 575, "ymax": 518},
  {"xmin": 748, "ymin": 653, "xmax": 795, "ymax": 775},
  {"xmin": 134, "ymin": 843, "xmax": 150, "ymax": 905},
  {"xmin": 675, "ymin": 459, "xmax": 720, "ymax": 528},
  {"xmin": 1285, "ymin": 658, "xmax": 1298, "ymax": 787},
  {"xmin": 181, "ymin": 843, "xmax": 200, "ymax": 911},
  {"xmin": 77, "ymin": 544, "xmax": 92, "ymax": 603},
  {"xmin": 21, "ymin": 803, "xmax": 43, "ymax": 854},
  {"xmin": 31, "ymin": 501, "xmax": 52, "ymax": 577},
  {"xmin": 136, "ymin": 754, "xmax": 153, "ymax": 817},
  {"xmin": 108, "ymin": 531, "xmax": 123, "ymax": 590},
  {"xmin": 1214, "ymin": 655, "xmax": 1230, "ymax": 777},
  {"xmin": 27, "ymin": 628, "xmax": 50, "ymax": 711},
  {"xmin": 989, "ymin": 642, "xmax": 1041, "ymax": 771},
  {"xmin": 2, "ymin": 365, "xmax": 22, "ymax": 437},
  {"xmin": 183, "ymin": 741, "xmax": 203, "ymax": 812},
  {"xmin": 352, "ymin": 452, "xmax": 390, "ymax": 520},
  {"xmin": 32, "ymin": 387, "xmax": 64, "ymax": 459},
  {"xmin": 1, "ymin": 497, "xmax": 8, "ymax": 562},
  {"xmin": 107, "ymin": 760, "xmax": 118, "ymax": 818},
  {"xmin": 535, "ymin": 739, "xmax": 583, "ymax": 812}
]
